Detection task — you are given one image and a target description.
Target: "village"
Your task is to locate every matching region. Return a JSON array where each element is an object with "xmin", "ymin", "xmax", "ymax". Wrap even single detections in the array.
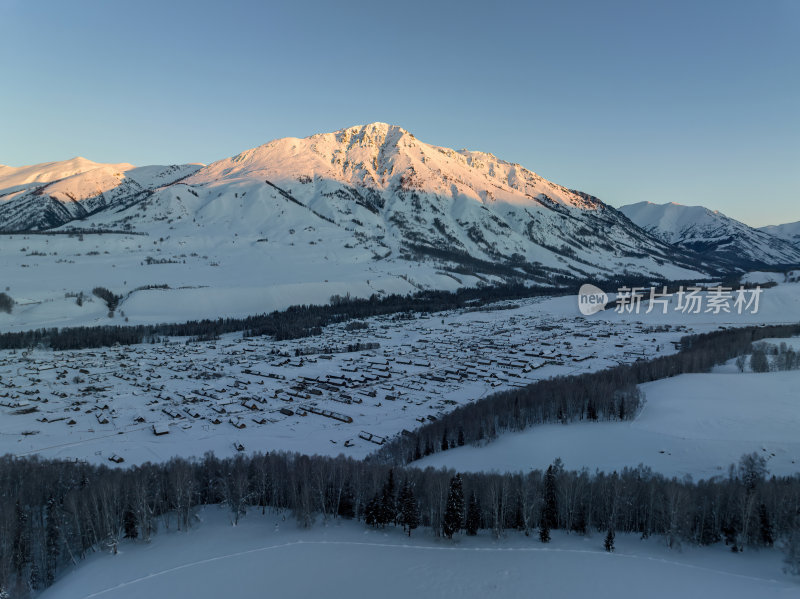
[{"xmin": 0, "ymin": 297, "xmax": 688, "ymax": 465}]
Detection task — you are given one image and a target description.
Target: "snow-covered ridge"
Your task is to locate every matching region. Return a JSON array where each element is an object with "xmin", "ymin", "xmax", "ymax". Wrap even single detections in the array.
[
  {"xmin": 0, "ymin": 159, "xmax": 202, "ymax": 231},
  {"xmin": 761, "ymin": 220, "xmax": 800, "ymax": 247},
  {"xmin": 619, "ymin": 201, "xmax": 800, "ymax": 266},
  {"xmin": 190, "ymin": 122, "xmax": 596, "ymax": 210},
  {"xmin": 0, "ymin": 156, "xmax": 134, "ymax": 192},
  {"xmin": 1, "ymin": 124, "xmax": 706, "ymax": 282}
]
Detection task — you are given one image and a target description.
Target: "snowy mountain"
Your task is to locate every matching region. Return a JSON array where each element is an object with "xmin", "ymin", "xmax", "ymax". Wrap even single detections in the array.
[
  {"xmin": 760, "ymin": 220, "xmax": 800, "ymax": 248},
  {"xmin": 619, "ymin": 201, "xmax": 800, "ymax": 267},
  {"xmin": 0, "ymin": 158, "xmax": 201, "ymax": 230},
  {"xmin": 2, "ymin": 123, "xmax": 708, "ymax": 281}
]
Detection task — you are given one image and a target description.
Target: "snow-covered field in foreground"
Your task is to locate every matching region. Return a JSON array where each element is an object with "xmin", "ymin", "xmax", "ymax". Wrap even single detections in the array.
[
  {"xmin": 416, "ymin": 368, "xmax": 800, "ymax": 479},
  {"xmin": 40, "ymin": 507, "xmax": 798, "ymax": 599}
]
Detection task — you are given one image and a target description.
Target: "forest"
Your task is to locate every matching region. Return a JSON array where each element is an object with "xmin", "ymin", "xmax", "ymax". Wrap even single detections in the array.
[
  {"xmin": 1, "ymin": 447, "xmax": 798, "ymax": 597},
  {"xmin": 0, "ymin": 275, "xmax": 728, "ymax": 351},
  {"xmin": 2, "ymin": 322, "xmax": 800, "ymax": 596},
  {"xmin": 375, "ymin": 322, "xmax": 800, "ymax": 464}
]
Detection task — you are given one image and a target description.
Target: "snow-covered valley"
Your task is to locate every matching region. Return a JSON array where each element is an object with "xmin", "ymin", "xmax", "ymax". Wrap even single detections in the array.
[
  {"xmin": 37, "ymin": 507, "xmax": 798, "ymax": 599},
  {"xmin": 3, "ymin": 282, "xmax": 799, "ymax": 469},
  {"xmin": 415, "ymin": 368, "xmax": 800, "ymax": 478}
]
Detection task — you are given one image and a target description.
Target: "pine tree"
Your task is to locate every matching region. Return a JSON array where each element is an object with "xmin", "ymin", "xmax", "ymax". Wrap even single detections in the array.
[
  {"xmin": 45, "ymin": 495, "xmax": 60, "ymax": 585},
  {"xmin": 750, "ymin": 348, "xmax": 770, "ymax": 373},
  {"xmin": 571, "ymin": 506, "xmax": 587, "ymax": 535},
  {"xmin": 604, "ymin": 528, "xmax": 615, "ymax": 552},
  {"xmin": 758, "ymin": 503, "xmax": 774, "ymax": 547},
  {"xmin": 442, "ymin": 473, "xmax": 465, "ymax": 539},
  {"xmin": 398, "ymin": 481, "xmax": 420, "ymax": 537},
  {"xmin": 441, "ymin": 429, "xmax": 449, "ymax": 452},
  {"xmin": 364, "ymin": 494, "xmax": 381, "ymax": 527},
  {"xmin": 424, "ymin": 440, "xmax": 434, "ymax": 456},
  {"xmin": 123, "ymin": 506, "xmax": 138, "ymax": 540},
  {"xmin": 337, "ymin": 482, "xmax": 356, "ymax": 519},
  {"xmin": 457, "ymin": 428, "xmax": 465, "ymax": 446},
  {"xmin": 723, "ymin": 523, "xmax": 740, "ymax": 552},
  {"xmin": 465, "ymin": 493, "xmax": 481, "ymax": 536},
  {"xmin": 539, "ymin": 523, "xmax": 551, "ymax": 543},
  {"xmin": 12, "ymin": 500, "xmax": 31, "ymax": 579},
  {"xmin": 379, "ymin": 469, "xmax": 397, "ymax": 526},
  {"xmin": 542, "ymin": 464, "xmax": 558, "ymax": 530},
  {"xmin": 413, "ymin": 443, "xmax": 422, "ymax": 461}
]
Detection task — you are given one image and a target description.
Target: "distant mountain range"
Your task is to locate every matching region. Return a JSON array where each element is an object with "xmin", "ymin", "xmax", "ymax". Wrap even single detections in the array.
[
  {"xmin": 1, "ymin": 124, "xmax": 797, "ymax": 283},
  {"xmin": 619, "ymin": 202, "xmax": 800, "ymax": 268},
  {"xmin": 0, "ymin": 158, "xmax": 200, "ymax": 231},
  {"xmin": 760, "ymin": 220, "xmax": 800, "ymax": 247}
]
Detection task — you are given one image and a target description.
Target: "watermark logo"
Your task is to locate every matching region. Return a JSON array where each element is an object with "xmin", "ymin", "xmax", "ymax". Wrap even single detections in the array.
[
  {"xmin": 578, "ymin": 283, "xmax": 609, "ymax": 315},
  {"xmin": 578, "ymin": 284, "xmax": 763, "ymax": 316}
]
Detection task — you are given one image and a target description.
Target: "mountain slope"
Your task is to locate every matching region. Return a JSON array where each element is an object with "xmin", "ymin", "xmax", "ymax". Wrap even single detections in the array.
[
  {"xmin": 619, "ymin": 201, "xmax": 800, "ymax": 267},
  {"xmin": 0, "ymin": 157, "xmax": 134, "ymax": 191},
  {"xmin": 0, "ymin": 159, "xmax": 201, "ymax": 231},
  {"xmin": 69, "ymin": 123, "xmax": 706, "ymax": 282},
  {"xmin": 760, "ymin": 220, "xmax": 800, "ymax": 247},
  {"xmin": 1, "ymin": 124, "xmax": 712, "ymax": 285}
]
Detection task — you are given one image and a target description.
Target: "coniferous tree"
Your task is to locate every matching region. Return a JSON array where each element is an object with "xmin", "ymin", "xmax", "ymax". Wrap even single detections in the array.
[
  {"xmin": 379, "ymin": 470, "xmax": 397, "ymax": 526},
  {"xmin": 12, "ymin": 500, "xmax": 31, "ymax": 581},
  {"xmin": 604, "ymin": 528, "xmax": 615, "ymax": 552},
  {"xmin": 571, "ymin": 506, "xmax": 588, "ymax": 535},
  {"xmin": 45, "ymin": 495, "xmax": 60, "ymax": 585},
  {"xmin": 723, "ymin": 522, "xmax": 740, "ymax": 552},
  {"xmin": 337, "ymin": 483, "xmax": 356, "ymax": 519},
  {"xmin": 123, "ymin": 506, "xmax": 138, "ymax": 540},
  {"xmin": 466, "ymin": 493, "xmax": 481, "ymax": 536},
  {"xmin": 758, "ymin": 504, "xmax": 774, "ymax": 547},
  {"xmin": 542, "ymin": 463, "xmax": 559, "ymax": 530},
  {"xmin": 539, "ymin": 523, "xmax": 551, "ymax": 543},
  {"xmin": 424, "ymin": 440, "xmax": 434, "ymax": 456},
  {"xmin": 442, "ymin": 474, "xmax": 465, "ymax": 539},
  {"xmin": 398, "ymin": 481, "xmax": 420, "ymax": 537},
  {"xmin": 0, "ymin": 292, "xmax": 12, "ymax": 314},
  {"xmin": 750, "ymin": 348, "xmax": 770, "ymax": 373},
  {"xmin": 364, "ymin": 495, "xmax": 381, "ymax": 528}
]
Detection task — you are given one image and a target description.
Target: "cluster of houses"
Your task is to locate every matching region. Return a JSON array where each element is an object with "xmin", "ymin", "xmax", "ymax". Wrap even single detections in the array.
[{"xmin": 0, "ymin": 300, "xmax": 684, "ymax": 463}]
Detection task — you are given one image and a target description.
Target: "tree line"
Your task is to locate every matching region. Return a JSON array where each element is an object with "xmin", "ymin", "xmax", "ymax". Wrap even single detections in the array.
[
  {"xmin": 745, "ymin": 341, "xmax": 800, "ymax": 373},
  {"xmin": 373, "ymin": 322, "xmax": 800, "ymax": 465},
  {"xmin": 0, "ymin": 275, "xmax": 712, "ymax": 351},
  {"xmin": 1, "ymin": 449, "xmax": 798, "ymax": 598},
  {"xmin": 2, "ymin": 322, "xmax": 799, "ymax": 596}
]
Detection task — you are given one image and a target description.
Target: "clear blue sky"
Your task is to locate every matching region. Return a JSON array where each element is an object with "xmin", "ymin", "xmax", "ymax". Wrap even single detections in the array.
[{"xmin": 1, "ymin": 0, "xmax": 797, "ymax": 226}]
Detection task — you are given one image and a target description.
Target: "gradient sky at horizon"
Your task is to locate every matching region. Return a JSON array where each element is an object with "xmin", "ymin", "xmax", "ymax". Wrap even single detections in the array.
[{"xmin": 1, "ymin": 0, "xmax": 797, "ymax": 227}]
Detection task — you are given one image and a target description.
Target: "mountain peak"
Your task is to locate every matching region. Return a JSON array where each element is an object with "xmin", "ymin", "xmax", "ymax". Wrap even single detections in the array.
[
  {"xmin": 0, "ymin": 156, "xmax": 136, "ymax": 193},
  {"xmin": 620, "ymin": 201, "xmax": 800, "ymax": 266},
  {"xmin": 0, "ymin": 124, "xmax": 712, "ymax": 281},
  {"xmin": 191, "ymin": 123, "xmax": 600, "ymax": 211}
]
